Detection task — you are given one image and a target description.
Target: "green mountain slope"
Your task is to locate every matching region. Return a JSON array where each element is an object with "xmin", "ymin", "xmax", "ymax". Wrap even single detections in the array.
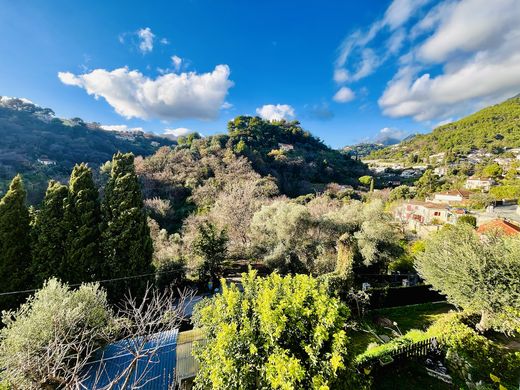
[
  {"xmin": 0, "ymin": 97, "xmax": 175, "ymax": 203},
  {"xmin": 368, "ymin": 95, "xmax": 520, "ymax": 161}
]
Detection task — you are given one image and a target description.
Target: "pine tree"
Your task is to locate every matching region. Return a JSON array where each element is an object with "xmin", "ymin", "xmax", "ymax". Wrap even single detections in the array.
[
  {"xmin": 62, "ymin": 164, "xmax": 103, "ymax": 284},
  {"xmin": 102, "ymin": 153, "xmax": 153, "ymax": 297},
  {"xmin": 0, "ymin": 175, "xmax": 32, "ymax": 309},
  {"xmin": 31, "ymin": 180, "xmax": 68, "ymax": 285}
]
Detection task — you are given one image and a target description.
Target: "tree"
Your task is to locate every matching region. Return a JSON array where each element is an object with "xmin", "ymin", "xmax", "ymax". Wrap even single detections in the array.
[
  {"xmin": 0, "ymin": 279, "xmax": 116, "ymax": 389},
  {"xmin": 31, "ymin": 180, "xmax": 68, "ymax": 285},
  {"xmin": 414, "ymin": 169, "xmax": 439, "ymax": 198},
  {"xmin": 415, "ymin": 224, "xmax": 520, "ymax": 334},
  {"xmin": 192, "ymin": 271, "xmax": 362, "ymax": 390},
  {"xmin": 102, "ymin": 152, "xmax": 153, "ymax": 295},
  {"xmin": 192, "ymin": 221, "xmax": 228, "ymax": 283},
  {"xmin": 482, "ymin": 162, "xmax": 503, "ymax": 178},
  {"xmin": 358, "ymin": 175, "xmax": 372, "ymax": 187},
  {"xmin": 389, "ymin": 185, "xmax": 414, "ymax": 201},
  {"xmin": 62, "ymin": 164, "xmax": 103, "ymax": 284},
  {"xmin": 0, "ymin": 175, "xmax": 32, "ymax": 310},
  {"xmin": 457, "ymin": 215, "xmax": 477, "ymax": 227}
]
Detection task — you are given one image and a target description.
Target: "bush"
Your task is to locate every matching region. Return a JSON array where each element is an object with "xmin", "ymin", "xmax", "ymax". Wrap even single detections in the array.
[
  {"xmin": 426, "ymin": 313, "xmax": 520, "ymax": 388},
  {"xmin": 456, "ymin": 215, "xmax": 477, "ymax": 227}
]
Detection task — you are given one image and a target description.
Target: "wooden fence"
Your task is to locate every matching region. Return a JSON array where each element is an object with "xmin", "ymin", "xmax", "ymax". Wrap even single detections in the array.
[{"xmin": 362, "ymin": 337, "xmax": 439, "ymax": 368}]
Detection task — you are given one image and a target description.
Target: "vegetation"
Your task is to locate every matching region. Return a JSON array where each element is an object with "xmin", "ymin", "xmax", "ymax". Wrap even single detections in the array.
[
  {"xmin": 415, "ymin": 224, "xmax": 520, "ymax": 334},
  {"xmin": 193, "ymin": 271, "xmax": 364, "ymax": 389},
  {"xmin": 0, "ymin": 97, "xmax": 175, "ymax": 203},
  {"xmin": 369, "ymin": 95, "xmax": 520, "ymax": 160},
  {"xmin": 0, "ymin": 175, "xmax": 32, "ymax": 310}
]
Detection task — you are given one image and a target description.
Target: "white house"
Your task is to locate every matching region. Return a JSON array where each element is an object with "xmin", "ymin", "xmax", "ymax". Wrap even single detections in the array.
[
  {"xmin": 465, "ymin": 177, "xmax": 495, "ymax": 192},
  {"xmin": 278, "ymin": 143, "xmax": 294, "ymax": 152},
  {"xmin": 394, "ymin": 200, "xmax": 461, "ymax": 226},
  {"xmin": 431, "ymin": 189, "xmax": 471, "ymax": 204},
  {"xmin": 37, "ymin": 158, "xmax": 56, "ymax": 166}
]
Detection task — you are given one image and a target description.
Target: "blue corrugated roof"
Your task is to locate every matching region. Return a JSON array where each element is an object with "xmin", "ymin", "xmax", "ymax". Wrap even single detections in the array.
[{"xmin": 81, "ymin": 329, "xmax": 179, "ymax": 389}]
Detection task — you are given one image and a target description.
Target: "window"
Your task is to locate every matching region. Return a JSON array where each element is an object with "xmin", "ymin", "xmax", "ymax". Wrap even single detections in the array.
[{"xmin": 434, "ymin": 211, "xmax": 441, "ymax": 216}]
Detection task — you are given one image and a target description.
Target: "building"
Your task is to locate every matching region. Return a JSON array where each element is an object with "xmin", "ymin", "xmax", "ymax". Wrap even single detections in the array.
[
  {"xmin": 434, "ymin": 166, "xmax": 448, "ymax": 176},
  {"xmin": 465, "ymin": 177, "xmax": 495, "ymax": 192},
  {"xmin": 37, "ymin": 158, "xmax": 56, "ymax": 166},
  {"xmin": 394, "ymin": 200, "xmax": 461, "ymax": 226},
  {"xmin": 277, "ymin": 143, "xmax": 294, "ymax": 152},
  {"xmin": 430, "ymin": 189, "xmax": 471, "ymax": 204},
  {"xmin": 477, "ymin": 219, "xmax": 520, "ymax": 236}
]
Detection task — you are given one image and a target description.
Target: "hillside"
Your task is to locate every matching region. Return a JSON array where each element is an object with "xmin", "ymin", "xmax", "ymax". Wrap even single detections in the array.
[
  {"xmin": 0, "ymin": 97, "xmax": 175, "ymax": 203},
  {"xmin": 368, "ymin": 95, "xmax": 520, "ymax": 161},
  {"xmin": 136, "ymin": 116, "xmax": 368, "ymax": 230}
]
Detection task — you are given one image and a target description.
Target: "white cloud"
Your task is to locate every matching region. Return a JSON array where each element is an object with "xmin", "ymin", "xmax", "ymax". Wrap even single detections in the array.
[
  {"xmin": 221, "ymin": 101, "xmax": 233, "ymax": 109},
  {"xmin": 256, "ymin": 104, "xmax": 295, "ymax": 121},
  {"xmin": 164, "ymin": 127, "xmax": 194, "ymax": 137},
  {"xmin": 100, "ymin": 124, "xmax": 144, "ymax": 132},
  {"xmin": 333, "ymin": 87, "xmax": 355, "ymax": 103},
  {"xmin": 160, "ymin": 38, "xmax": 170, "ymax": 45},
  {"xmin": 333, "ymin": 0, "xmax": 430, "ymax": 84},
  {"xmin": 58, "ymin": 65, "xmax": 234, "ymax": 121},
  {"xmin": 171, "ymin": 55, "xmax": 182, "ymax": 72},
  {"xmin": 374, "ymin": 127, "xmax": 407, "ymax": 145},
  {"xmin": 137, "ymin": 27, "xmax": 155, "ymax": 54},
  {"xmin": 379, "ymin": 0, "xmax": 520, "ymax": 121}
]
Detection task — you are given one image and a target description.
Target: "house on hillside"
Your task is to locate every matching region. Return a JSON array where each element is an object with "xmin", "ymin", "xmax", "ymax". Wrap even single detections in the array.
[
  {"xmin": 394, "ymin": 200, "xmax": 463, "ymax": 226},
  {"xmin": 465, "ymin": 177, "xmax": 495, "ymax": 192},
  {"xmin": 477, "ymin": 219, "xmax": 520, "ymax": 236},
  {"xmin": 278, "ymin": 143, "xmax": 294, "ymax": 152},
  {"xmin": 430, "ymin": 189, "xmax": 471, "ymax": 204},
  {"xmin": 37, "ymin": 158, "xmax": 56, "ymax": 166}
]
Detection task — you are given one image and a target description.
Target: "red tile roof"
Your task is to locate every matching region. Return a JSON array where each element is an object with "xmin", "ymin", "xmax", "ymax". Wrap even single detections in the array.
[{"xmin": 477, "ymin": 219, "xmax": 520, "ymax": 236}]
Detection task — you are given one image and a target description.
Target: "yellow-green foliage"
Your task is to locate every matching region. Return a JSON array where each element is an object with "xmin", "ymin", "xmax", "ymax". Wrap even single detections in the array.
[
  {"xmin": 192, "ymin": 270, "xmax": 363, "ymax": 390},
  {"xmin": 369, "ymin": 96, "xmax": 520, "ymax": 160}
]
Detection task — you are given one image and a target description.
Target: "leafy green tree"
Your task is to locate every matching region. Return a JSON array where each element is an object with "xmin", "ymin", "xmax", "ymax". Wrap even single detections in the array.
[
  {"xmin": 389, "ymin": 185, "xmax": 414, "ymax": 201},
  {"xmin": 358, "ymin": 175, "xmax": 372, "ymax": 187},
  {"xmin": 62, "ymin": 164, "xmax": 103, "ymax": 284},
  {"xmin": 193, "ymin": 271, "xmax": 362, "ymax": 390},
  {"xmin": 457, "ymin": 215, "xmax": 477, "ymax": 227},
  {"xmin": 415, "ymin": 224, "xmax": 520, "ymax": 334},
  {"xmin": 102, "ymin": 153, "xmax": 153, "ymax": 293},
  {"xmin": 414, "ymin": 169, "xmax": 439, "ymax": 198},
  {"xmin": 192, "ymin": 221, "xmax": 228, "ymax": 283},
  {"xmin": 31, "ymin": 180, "xmax": 68, "ymax": 285},
  {"xmin": 482, "ymin": 162, "xmax": 503, "ymax": 178},
  {"xmin": 0, "ymin": 279, "xmax": 115, "ymax": 389},
  {"xmin": 0, "ymin": 175, "xmax": 32, "ymax": 310}
]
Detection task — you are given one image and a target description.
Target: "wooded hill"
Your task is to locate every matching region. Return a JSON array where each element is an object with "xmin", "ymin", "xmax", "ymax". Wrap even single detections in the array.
[
  {"xmin": 368, "ymin": 95, "xmax": 520, "ymax": 161},
  {"xmin": 0, "ymin": 97, "xmax": 175, "ymax": 203}
]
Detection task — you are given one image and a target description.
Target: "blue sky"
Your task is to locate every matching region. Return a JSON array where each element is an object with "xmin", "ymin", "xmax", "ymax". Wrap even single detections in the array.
[{"xmin": 1, "ymin": 0, "xmax": 519, "ymax": 148}]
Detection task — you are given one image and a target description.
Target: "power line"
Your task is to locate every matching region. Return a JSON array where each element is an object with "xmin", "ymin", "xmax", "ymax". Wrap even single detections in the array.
[{"xmin": 0, "ymin": 268, "xmax": 180, "ymax": 297}]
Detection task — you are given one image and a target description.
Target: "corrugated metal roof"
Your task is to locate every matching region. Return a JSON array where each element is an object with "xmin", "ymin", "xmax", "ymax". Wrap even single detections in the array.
[
  {"xmin": 176, "ymin": 328, "xmax": 206, "ymax": 382},
  {"xmin": 81, "ymin": 329, "xmax": 179, "ymax": 389}
]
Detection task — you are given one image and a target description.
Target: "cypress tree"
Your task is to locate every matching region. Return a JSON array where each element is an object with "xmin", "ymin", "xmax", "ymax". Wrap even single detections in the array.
[
  {"xmin": 62, "ymin": 163, "xmax": 103, "ymax": 284},
  {"xmin": 102, "ymin": 152, "xmax": 153, "ymax": 297},
  {"xmin": 31, "ymin": 180, "xmax": 68, "ymax": 285},
  {"xmin": 0, "ymin": 175, "xmax": 32, "ymax": 309}
]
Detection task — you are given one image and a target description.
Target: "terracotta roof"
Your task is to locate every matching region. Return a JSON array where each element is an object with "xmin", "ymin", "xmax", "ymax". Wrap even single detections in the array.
[
  {"xmin": 435, "ymin": 189, "xmax": 471, "ymax": 198},
  {"xmin": 477, "ymin": 219, "xmax": 520, "ymax": 236}
]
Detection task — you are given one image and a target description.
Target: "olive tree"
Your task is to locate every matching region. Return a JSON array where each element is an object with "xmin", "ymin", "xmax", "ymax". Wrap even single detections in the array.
[
  {"xmin": 192, "ymin": 271, "xmax": 364, "ymax": 389},
  {"xmin": 415, "ymin": 224, "xmax": 520, "ymax": 334}
]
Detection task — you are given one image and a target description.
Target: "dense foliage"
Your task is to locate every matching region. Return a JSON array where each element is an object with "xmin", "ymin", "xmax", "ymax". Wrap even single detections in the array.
[
  {"xmin": 0, "ymin": 279, "xmax": 115, "ymax": 389},
  {"xmin": 0, "ymin": 175, "xmax": 32, "ymax": 310},
  {"xmin": 0, "ymin": 97, "xmax": 175, "ymax": 203},
  {"xmin": 193, "ymin": 271, "xmax": 363, "ymax": 389},
  {"xmin": 369, "ymin": 95, "xmax": 520, "ymax": 160},
  {"xmin": 415, "ymin": 224, "xmax": 520, "ymax": 334}
]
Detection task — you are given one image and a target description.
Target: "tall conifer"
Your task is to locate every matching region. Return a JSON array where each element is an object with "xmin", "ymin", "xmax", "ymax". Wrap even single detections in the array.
[
  {"xmin": 31, "ymin": 180, "xmax": 68, "ymax": 285},
  {"xmin": 63, "ymin": 164, "xmax": 103, "ymax": 283},
  {"xmin": 0, "ymin": 175, "xmax": 32, "ymax": 309},
  {"xmin": 102, "ymin": 152, "xmax": 153, "ymax": 296}
]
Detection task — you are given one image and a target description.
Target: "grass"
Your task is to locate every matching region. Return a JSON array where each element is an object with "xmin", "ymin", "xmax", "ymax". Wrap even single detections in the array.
[{"xmin": 350, "ymin": 302, "xmax": 455, "ymax": 356}]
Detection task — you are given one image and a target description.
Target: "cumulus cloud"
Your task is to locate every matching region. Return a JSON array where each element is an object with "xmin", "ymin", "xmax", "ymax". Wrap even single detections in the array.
[
  {"xmin": 100, "ymin": 124, "xmax": 144, "ymax": 132},
  {"xmin": 58, "ymin": 64, "xmax": 234, "ymax": 121},
  {"xmin": 256, "ymin": 104, "xmax": 295, "ymax": 121},
  {"xmin": 333, "ymin": 87, "xmax": 355, "ymax": 103},
  {"xmin": 164, "ymin": 127, "xmax": 195, "ymax": 137},
  {"xmin": 137, "ymin": 27, "xmax": 155, "ymax": 53},
  {"xmin": 379, "ymin": 0, "xmax": 520, "ymax": 121},
  {"xmin": 374, "ymin": 127, "xmax": 407, "ymax": 145}
]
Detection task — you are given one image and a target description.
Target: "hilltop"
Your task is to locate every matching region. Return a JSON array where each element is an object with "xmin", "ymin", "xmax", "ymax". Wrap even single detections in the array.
[
  {"xmin": 0, "ymin": 97, "xmax": 175, "ymax": 202},
  {"xmin": 368, "ymin": 95, "xmax": 520, "ymax": 162}
]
